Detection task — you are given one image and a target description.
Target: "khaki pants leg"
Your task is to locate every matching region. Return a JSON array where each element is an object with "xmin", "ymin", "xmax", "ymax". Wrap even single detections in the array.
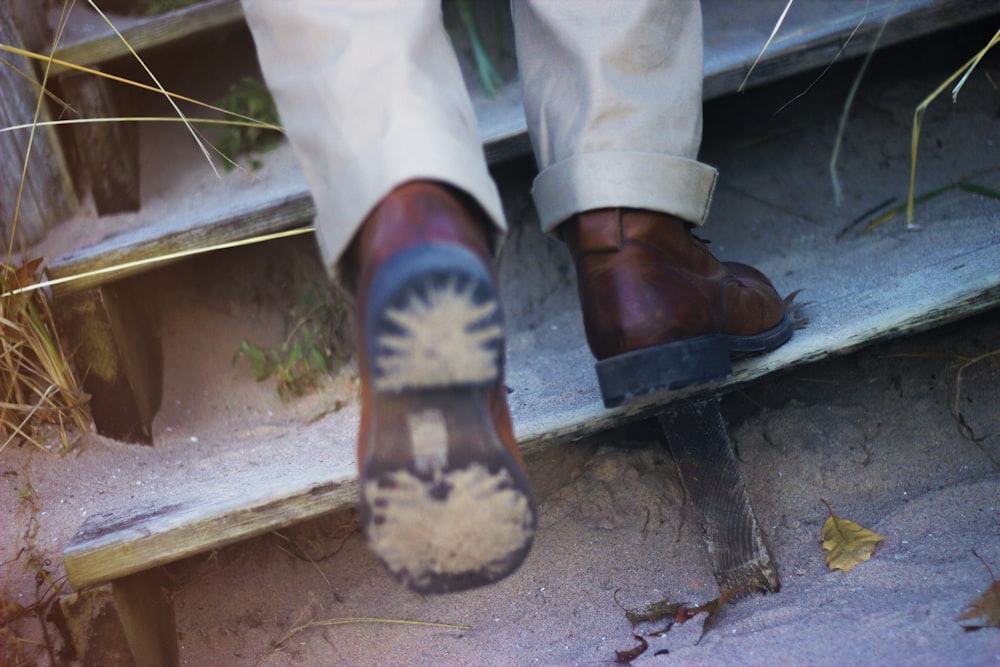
[
  {"xmin": 512, "ymin": 0, "xmax": 718, "ymax": 232},
  {"xmin": 241, "ymin": 0, "xmax": 506, "ymax": 271}
]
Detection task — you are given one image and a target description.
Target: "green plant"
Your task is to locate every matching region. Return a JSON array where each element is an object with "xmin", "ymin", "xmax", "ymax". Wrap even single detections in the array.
[
  {"xmin": 233, "ymin": 284, "xmax": 350, "ymax": 399},
  {"xmin": 456, "ymin": 0, "xmax": 504, "ymax": 98},
  {"xmin": 213, "ymin": 76, "xmax": 282, "ymax": 171}
]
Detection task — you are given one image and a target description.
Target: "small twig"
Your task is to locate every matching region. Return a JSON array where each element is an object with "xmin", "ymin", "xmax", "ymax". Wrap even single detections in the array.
[
  {"xmin": 949, "ymin": 350, "xmax": 1000, "ymax": 468},
  {"xmin": 267, "ymin": 612, "xmax": 471, "ymax": 661}
]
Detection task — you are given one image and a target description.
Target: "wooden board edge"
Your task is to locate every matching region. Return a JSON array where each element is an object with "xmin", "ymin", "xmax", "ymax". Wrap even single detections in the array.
[
  {"xmin": 64, "ymin": 477, "xmax": 357, "ymax": 591},
  {"xmin": 46, "ymin": 194, "xmax": 315, "ymax": 296},
  {"xmin": 61, "ymin": 275, "xmax": 1000, "ymax": 590},
  {"xmin": 49, "ymin": 0, "xmax": 243, "ymax": 75},
  {"xmin": 516, "ymin": 276, "xmax": 1000, "ymax": 450},
  {"xmin": 704, "ymin": 0, "xmax": 1000, "ymax": 98},
  {"xmin": 44, "ymin": 3, "xmax": 998, "ymax": 295}
]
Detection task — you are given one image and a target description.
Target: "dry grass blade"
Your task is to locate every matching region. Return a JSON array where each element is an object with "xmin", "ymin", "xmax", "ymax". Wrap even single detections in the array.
[
  {"xmin": 0, "ymin": 262, "xmax": 90, "ymax": 454},
  {"xmin": 0, "ymin": 45, "xmax": 284, "ymax": 133},
  {"xmin": 258, "ymin": 594, "xmax": 470, "ymax": 665},
  {"xmin": 739, "ymin": 0, "xmax": 795, "ymax": 93},
  {"xmin": 0, "ymin": 115, "xmax": 283, "ymax": 135},
  {"xmin": 774, "ymin": 14, "xmax": 865, "ymax": 115},
  {"xmin": 0, "ymin": 385, "xmax": 55, "ymax": 454},
  {"xmin": 5, "ymin": 0, "xmax": 75, "ymax": 262},
  {"xmin": 2, "ymin": 226, "xmax": 314, "ymax": 299},
  {"xmin": 0, "ymin": 55, "xmax": 75, "ymax": 113},
  {"xmin": 0, "ymin": 1, "xmax": 293, "ymax": 451},
  {"xmin": 829, "ymin": 0, "xmax": 895, "ymax": 206},
  {"xmin": 906, "ymin": 27, "xmax": 1000, "ymax": 228},
  {"xmin": 83, "ymin": 0, "xmax": 218, "ymax": 175}
]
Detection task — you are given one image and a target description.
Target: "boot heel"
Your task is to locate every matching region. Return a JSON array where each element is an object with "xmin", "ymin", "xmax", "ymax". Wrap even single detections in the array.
[
  {"xmin": 596, "ymin": 335, "xmax": 732, "ymax": 407},
  {"xmin": 360, "ymin": 389, "xmax": 536, "ymax": 594}
]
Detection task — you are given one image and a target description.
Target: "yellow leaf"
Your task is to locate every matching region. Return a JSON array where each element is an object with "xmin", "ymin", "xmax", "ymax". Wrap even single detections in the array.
[
  {"xmin": 820, "ymin": 500, "xmax": 884, "ymax": 573},
  {"xmin": 958, "ymin": 551, "xmax": 1000, "ymax": 631},
  {"xmin": 959, "ymin": 583, "xmax": 1000, "ymax": 630}
]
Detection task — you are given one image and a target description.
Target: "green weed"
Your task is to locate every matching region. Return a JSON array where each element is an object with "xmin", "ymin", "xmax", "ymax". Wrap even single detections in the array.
[
  {"xmin": 213, "ymin": 76, "xmax": 282, "ymax": 171},
  {"xmin": 233, "ymin": 284, "xmax": 350, "ymax": 399}
]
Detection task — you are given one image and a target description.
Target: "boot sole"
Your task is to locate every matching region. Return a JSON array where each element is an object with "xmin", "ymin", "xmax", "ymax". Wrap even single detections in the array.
[
  {"xmin": 596, "ymin": 311, "xmax": 794, "ymax": 407},
  {"xmin": 361, "ymin": 243, "xmax": 536, "ymax": 594}
]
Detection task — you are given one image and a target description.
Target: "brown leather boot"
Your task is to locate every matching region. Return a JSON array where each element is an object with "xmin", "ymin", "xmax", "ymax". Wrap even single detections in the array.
[
  {"xmin": 345, "ymin": 181, "xmax": 536, "ymax": 594},
  {"xmin": 559, "ymin": 208, "xmax": 793, "ymax": 406}
]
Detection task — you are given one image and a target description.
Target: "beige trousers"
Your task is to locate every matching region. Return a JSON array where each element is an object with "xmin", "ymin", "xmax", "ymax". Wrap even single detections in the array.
[{"xmin": 241, "ymin": 0, "xmax": 717, "ymax": 269}]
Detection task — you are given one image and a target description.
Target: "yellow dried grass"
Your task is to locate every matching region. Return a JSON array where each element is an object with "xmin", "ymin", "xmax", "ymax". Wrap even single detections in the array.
[
  {"xmin": 0, "ymin": 0, "xmax": 283, "ymax": 451},
  {"xmin": 0, "ymin": 261, "xmax": 89, "ymax": 454}
]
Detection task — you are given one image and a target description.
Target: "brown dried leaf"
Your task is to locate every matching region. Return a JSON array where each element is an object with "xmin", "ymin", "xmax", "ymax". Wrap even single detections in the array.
[
  {"xmin": 624, "ymin": 597, "xmax": 689, "ymax": 627},
  {"xmin": 693, "ymin": 587, "xmax": 746, "ymax": 643},
  {"xmin": 614, "ymin": 634, "xmax": 648, "ymax": 664},
  {"xmin": 821, "ymin": 500, "xmax": 884, "ymax": 573},
  {"xmin": 621, "ymin": 586, "xmax": 749, "ymax": 652},
  {"xmin": 959, "ymin": 552, "xmax": 1000, "ymax": 631}
]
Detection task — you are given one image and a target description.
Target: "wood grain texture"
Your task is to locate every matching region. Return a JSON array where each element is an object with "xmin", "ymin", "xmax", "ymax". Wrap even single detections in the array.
[
  {"xmin": 48, "ymin": 0, "xmax": 243, "ymax": 75},
  {"xmin": 112, "ymin": 569, "xmax": 179, "ymax": 667},
  {"xmin": 65, "ymin": 475, "xmax": 357, "ymax": 590},
  {"xmin": 660, "ymin": 400, "xmax": 780, "ymax": 593},
  {"xmin": 0, "ymin": 7, "xmax": 77, "ymax": 245},
  {"xmin": 59, "ymin": 67, "xmax": 141, "ymax": 215},
  {"xmin": 57, "ymin": 0, "xmax": 1000, "ymax": 595},
  {"xmin": 45, "ymin": 0, "xmax": 998, "ymax": 287}
]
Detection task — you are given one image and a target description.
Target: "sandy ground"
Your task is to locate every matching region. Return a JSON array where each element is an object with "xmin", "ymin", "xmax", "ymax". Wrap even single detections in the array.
[
  {"xmin": 2, "ymin": 17, "xmax": 1000, "ymax": 667},
  {"xmin": 170, "ymin": 317, "xmax": 1000, "ymax": 667}
]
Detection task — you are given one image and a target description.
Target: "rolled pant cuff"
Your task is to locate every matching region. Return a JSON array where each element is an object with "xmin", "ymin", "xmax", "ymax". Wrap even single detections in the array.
[{"xmin": 531, "ymin": 151, "xmax": 718, "ymax": 234}]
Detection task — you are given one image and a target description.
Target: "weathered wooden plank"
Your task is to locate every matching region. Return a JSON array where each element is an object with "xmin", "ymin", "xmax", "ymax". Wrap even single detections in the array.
[
  {"xmin": 53, "ymin": 281, "xmax": 162, "ymax": 444},
  {"xmin": 0, "ymin": 4, "xmax": 78, "ymax": 245},
  {"xmin": 660, "ymin": 400, "xmax": 780, "ymax": 594},
  {"xmin": 702, "ymin": 0, "xmax": 1000, "ymax": 98},
  {"xmin": 513, "ymin": 236, "xmax": 1000, "ymax": 449},
  {"xmin": 47, "ymin": 0, "xmax": 243, "ymax": 75},
  {"xmin": 56, "ymin": 0, "xmax": 1000, "ymax": 597},
  {"xmin": 60, "ymin": 219, "xmax": 1000, "ymax": 588},
  {"xmin": 111, "ymin": 569, "xmax": 178, "ymax": 667},
  {"xmin": 44, "ymin": 0, "xmax": 998, "ymax": 291},
  {"xmin": 64, "ymin": 474, "xmax": 358, "ymax": 590},
  {"xmin": 46, "ymin": 193, "xmax": 316, "ymax": 297},
  {"xmin": 62, "ymin": 437, "xmax": 599, "ymax": 591},
  {"xmin": 60, "ymin": 66, "xmax": 141, "ymax": 215}
]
